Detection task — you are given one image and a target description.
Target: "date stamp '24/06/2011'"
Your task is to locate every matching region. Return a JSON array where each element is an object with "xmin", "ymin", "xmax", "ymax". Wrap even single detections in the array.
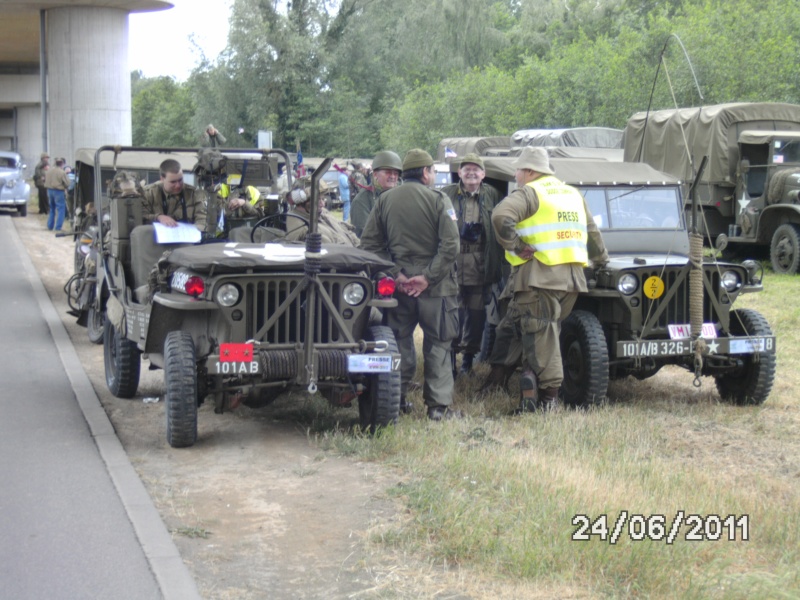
[{"xmin": 571, "ymin": 512, "xmax": 749, "ymax": 544}]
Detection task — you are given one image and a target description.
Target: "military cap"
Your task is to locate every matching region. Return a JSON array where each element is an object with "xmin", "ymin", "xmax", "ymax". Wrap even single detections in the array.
[
  {"xmin": 41, "ymin": 152, "xmax": 49, "ymax": 159},
  {"xmin": 402, "ymin": 148, "xmax": 434, "ymax": 170},
  {"xmin": 459, "ymin": 153, "xmax": 484, "ymax": 170}
]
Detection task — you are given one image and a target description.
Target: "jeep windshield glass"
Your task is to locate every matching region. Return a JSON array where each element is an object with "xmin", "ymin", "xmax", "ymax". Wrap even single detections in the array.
[
  {"xmin": 773, "ymin": 139, "xmax": 800, "ymax": 164},
  {"xmin": 580, "ymin": 186, "xmax": 682, "ymax": 230}
]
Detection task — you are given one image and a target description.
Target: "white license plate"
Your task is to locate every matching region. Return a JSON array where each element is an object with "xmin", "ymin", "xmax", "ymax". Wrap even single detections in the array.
[
  {"xmin": 210, "ymin": 360, "xmax": 260, "ymax": 375},
  {"xmin": 667, "ymin": 323, "xmax": 717, "ymax": 339},
  {"xmin": 347, "ymin": 354, "xmax": 401, "ymax": 373},
  {"xmin": 617, "ymin": 339, "xmax": 693, "ymax": 358}
]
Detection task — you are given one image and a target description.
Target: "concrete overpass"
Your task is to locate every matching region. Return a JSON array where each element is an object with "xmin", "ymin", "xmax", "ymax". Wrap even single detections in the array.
[{"xmin": 0, "ymin": 0, "xmax": 172, "ymax": 174}]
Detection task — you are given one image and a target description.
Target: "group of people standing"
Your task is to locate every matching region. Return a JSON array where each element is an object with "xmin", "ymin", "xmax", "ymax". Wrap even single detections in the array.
[
  {"xmin": 34, "ymin": 152, "xmax": 75, "ymax": 231},
  {"xmin": 352, "ymin": 146, "xmax": 608, "ymax": 420}
]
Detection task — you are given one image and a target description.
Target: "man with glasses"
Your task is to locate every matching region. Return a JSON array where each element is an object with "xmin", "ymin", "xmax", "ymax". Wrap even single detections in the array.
[
  {"xmin": 442, "ymin": 153, "xmax": 503, "ymax": 377},
  {"xmin": 360, "ymin": 149, "xmax": 462, "ymax": 420}
]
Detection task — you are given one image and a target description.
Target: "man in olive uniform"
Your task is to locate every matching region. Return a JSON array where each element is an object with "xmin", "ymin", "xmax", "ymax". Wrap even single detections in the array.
[
  {"xmin": 441, "ymin": 153, "xmax": 503, "ymax": 376},
  {"xmin": 284, "ymin": 179, "xmax": 359, "ymax": 246},
  {"xmin": 351, "ymin": 150, "xmax": 402, "ymax": 237},
  {"xmin": 360, "ymin": 149, "xmax": 461, "ymax": 420},
  {"xmin": 491, "ymin": 147, "xmax": 608, "ymax": 411},
  {"xmin": 34, "ymin": 152, "xmax": 49, "ymax": 215},
  {"xmin": 141, "ymin": 159, "xmax": 207, "ymax": 230}
]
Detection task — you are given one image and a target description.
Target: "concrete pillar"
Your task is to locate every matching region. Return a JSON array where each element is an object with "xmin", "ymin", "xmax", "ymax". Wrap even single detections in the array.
[{"xmin": 46, "ymin": 6, "xmax": 132, "ymax": 164}]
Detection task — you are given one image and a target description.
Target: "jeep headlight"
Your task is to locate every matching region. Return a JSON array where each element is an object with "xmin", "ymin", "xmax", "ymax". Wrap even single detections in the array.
[
  {"xmin": 721, "ymin": 270, "xmax": 741, "ymax": 292},
  {"xmin": 343, "ymin": 282, "xmax": 366, "ymax": 305},
  {"xmin": 216, "ymin": 283, "xmax": 241, "ymax": 307},
  {"xmin": 617, "ymin": 273, "xmax": 639, "ymax": 295}
]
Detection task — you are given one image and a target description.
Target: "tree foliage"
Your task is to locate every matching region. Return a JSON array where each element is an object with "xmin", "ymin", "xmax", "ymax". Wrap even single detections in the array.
[{"xmin": 132, "ymin": 0, "xmax": 800, "ymax": 156}]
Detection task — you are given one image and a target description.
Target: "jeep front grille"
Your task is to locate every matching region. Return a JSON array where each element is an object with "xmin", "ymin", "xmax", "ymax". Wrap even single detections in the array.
[
  {"xmin": 639, "ymin": 268, "xmax": 720, "ymax": 334},
  {"xmin": 243, "ymin": 276, "xmax": 351, "ymax": 344}
]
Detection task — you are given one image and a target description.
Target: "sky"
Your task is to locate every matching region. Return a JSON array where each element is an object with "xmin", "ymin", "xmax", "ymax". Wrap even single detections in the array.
[{"xmin": 128, "ymin": 0, "xmax": 233, "ymax": 81}]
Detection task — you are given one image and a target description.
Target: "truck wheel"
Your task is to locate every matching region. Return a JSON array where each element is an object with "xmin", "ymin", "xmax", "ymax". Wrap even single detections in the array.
[
  {"xmin": 103, "ymin": 319, "xmax": 140, "ymax": 398},
  {"xmin": 358, "ymin": 326, "xmax": 401, "ymax": 433},
  {"xmin": 164, "ymin": 331, "xmax": 198, "ymax": 448},
  {"xmin": 770, "ymin": 223, "xmax": 800, "ymax": 274},
  {"xmin": 715, "ymin": 308, "xmax": 775, "ymax": 405},
  {"xmin": 560, "ymin": 310, "xmax": 609, "ymax": 407}
]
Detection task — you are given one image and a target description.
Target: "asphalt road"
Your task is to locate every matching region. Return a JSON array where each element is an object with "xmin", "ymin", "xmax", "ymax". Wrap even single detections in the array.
[{"xmin": 0, "ymin": 214, "xmax": 199, "ymax": 600}]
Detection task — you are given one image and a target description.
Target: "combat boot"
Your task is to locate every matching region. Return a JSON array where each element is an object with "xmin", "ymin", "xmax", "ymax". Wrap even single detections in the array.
[
  {"xmin": 459, "ymin": 353, "xmax": 474, "ymax": 376},
  {"xmin": 478, "ymin": 364, "xmax": 516, "ymax": 395},
  {"xmin": 539, "ymin": 387, "xmax": 561, "ymax": 412},
  {"xmin": 514, "ymin": 370, "xmax": 538, "ymax": 413}
]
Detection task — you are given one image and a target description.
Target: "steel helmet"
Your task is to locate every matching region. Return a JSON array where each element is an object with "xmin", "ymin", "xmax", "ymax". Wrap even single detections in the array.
[{"xmin": 371, "ymin": 150, "xmax": 402, "ymax": 172}]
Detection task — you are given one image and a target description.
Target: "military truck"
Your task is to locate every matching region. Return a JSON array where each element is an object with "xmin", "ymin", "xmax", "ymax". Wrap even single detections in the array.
[
  {"xmin": 92, "ymin": 146, "xmax": 400, "ymax": 447},
  {"xmin": 475, "ymin": 155, "xmax": 776, "ymax": 406},
  {"xmin": 624, "ymin": 102, "xmax": 800, "ymax": 273}
]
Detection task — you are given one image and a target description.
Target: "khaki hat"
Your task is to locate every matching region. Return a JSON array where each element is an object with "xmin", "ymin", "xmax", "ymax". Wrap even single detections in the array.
[
  {"xmin": 459, "ymin": 153, "xmax": 484, "ymax": 170},
  {"xmin": 402, "ymin": 148, "xmax": 434, "ymax": 170},
  {"xmin": 40, "ymin": 152, "xmax": 49, "ymax": 159},
  {"xmin": 511, "ymin": 146, "xmax": 554, "ymax": 175}
]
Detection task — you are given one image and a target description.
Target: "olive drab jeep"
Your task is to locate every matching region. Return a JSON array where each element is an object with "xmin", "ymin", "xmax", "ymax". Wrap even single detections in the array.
[
  {"xmin": 94, "ymin": 146, "xmax": 401, "ymax": 448},
  {"xmin": 476, "ymin": 154, "xmax": 776, "ymax": 407}
]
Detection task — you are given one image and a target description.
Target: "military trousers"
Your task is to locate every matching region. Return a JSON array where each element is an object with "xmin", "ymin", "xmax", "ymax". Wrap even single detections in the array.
[
  {"xmin": 388, "ymin": 292, "xmax": 459, "ymax": 408},
  {"xmin": 455, "ymin": 284, "xmax": 488, "ymax": 355},
  {"xmin": 507, "ymin": 288, "xmax": 578, "ymax": 390}
]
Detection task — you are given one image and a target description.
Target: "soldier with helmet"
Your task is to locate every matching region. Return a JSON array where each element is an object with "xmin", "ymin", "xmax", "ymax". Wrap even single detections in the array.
[
  {"xmin": 359, "ymin": 149, "xmax": 462, "ymax": 420},
  {"xmin": 351, "ymin": 150, "xmax": 403, "ymax": 237}
]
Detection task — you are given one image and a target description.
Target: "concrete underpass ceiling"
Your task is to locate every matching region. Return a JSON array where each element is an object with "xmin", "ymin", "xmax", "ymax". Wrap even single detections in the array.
[{"xmin": 0, "ymin": 0, "xmax": 172, "ymax": 70}]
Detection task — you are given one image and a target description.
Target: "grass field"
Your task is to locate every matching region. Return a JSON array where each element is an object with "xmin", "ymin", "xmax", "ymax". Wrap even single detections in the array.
[{"xmin": 291, "ymin": 267, "xmax": 800, "ymax": 598}]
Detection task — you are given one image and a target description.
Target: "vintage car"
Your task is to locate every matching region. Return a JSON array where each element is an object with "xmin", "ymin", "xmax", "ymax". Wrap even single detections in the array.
[
  {"xmin": 90, "ymin": 147, "xmax": 400, "ymax": 447},
  {"xmin": 0, "ymin": 151, "xmax": 31, "ymax": 216},
  {"xmin": 473, "ymin": 155, "xmax": 776, "ymax": 407}
]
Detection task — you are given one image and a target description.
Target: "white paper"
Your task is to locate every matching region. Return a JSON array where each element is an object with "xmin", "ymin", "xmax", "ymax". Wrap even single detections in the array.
[{"xmin": 153, "ymin": 222, "xmax": 202, "ymax": 244}]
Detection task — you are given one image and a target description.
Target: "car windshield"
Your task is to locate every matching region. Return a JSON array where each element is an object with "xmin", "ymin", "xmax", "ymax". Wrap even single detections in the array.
[
  {"xmin": 580, "ymin": 186, "xmax": 682, "ymax": 230},
  {"xmin": 0, "ymin": 156, "xmax": 18, "ymax": 169}
]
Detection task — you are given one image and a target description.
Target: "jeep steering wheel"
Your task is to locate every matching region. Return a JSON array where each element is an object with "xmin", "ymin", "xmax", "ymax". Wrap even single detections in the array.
[{"xmin": 250, "ymin": 213, "xmax": 311, "ymax": 242}]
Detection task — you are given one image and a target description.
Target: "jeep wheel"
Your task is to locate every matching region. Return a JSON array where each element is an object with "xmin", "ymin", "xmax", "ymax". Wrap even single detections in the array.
[
  {"xmin": 560, "ymin": 310, "xmax": 609, "ymax": 407},
  {"xmin": 715, "ymin": 308, "xmax": 775, "ymax": 405},
  {"xmin": 770, "ymin": 223, "xmax": 800, "ymax": 274},
  {"xmin": 103, "ymin": 319, "xmax": 141, "ymax": 398},
  {"xmin": 359, "ymin": 326, "xmax": 401, "ymax": 433},
  {"xmin": 164, "ymin": 331, "xmax": 199, "ymax": 448}
]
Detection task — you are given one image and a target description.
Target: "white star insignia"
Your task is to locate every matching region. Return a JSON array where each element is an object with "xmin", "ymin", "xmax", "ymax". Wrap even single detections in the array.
[
  {"xmin": 738, "ymin": 193, "xmax": 751, "ymax": 215},
  {"xmin": 706, "ymin": 339, "xmax": 719, "ymax": 354}
]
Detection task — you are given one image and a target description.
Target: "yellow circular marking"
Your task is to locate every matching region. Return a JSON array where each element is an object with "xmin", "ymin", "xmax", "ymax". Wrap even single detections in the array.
[{"xmin": 643, "ymin": 276, "xmax": 665, "ymax": 299}]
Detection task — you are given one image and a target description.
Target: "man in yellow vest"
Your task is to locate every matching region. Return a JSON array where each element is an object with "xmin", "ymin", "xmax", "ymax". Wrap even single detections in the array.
[{"xmin": 491, "ymin": 147, "xmax": 608, "ymax": 411}]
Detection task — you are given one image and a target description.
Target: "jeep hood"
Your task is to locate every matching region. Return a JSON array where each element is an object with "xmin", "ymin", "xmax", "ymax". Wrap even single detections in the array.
[{"xmin": 165, "ymin": 241, "xmax": 395, "ymax": 273}]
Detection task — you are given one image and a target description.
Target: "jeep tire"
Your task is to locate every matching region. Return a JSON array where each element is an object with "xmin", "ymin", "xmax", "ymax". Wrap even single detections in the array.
[
  {"xmin": 359, "ymin": 326, "xmax": 401, "ymax": 433},
  {"xmin": 715, "ymin": 308, "xmax": 775, "ymax": 405},
  {"xmin": 103, "ymin": 319, "xmax": 141, "ymax": 398},
  {"xmin": 560, "ymin": 310, "xmax": 609, "ymax": 407},
  {"xmin": 165, "ymin": 331, "xmax": 199, "ymax": 448}
]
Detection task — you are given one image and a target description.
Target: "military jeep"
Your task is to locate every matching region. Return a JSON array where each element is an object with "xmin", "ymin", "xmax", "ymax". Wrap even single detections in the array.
[
  {"xmin": 478, "ymin": 155, "xmax": 776, "ymax": 406},
  {"xmin": 95, "ymin": 147, "xmax": 401, "ymax": 447}
]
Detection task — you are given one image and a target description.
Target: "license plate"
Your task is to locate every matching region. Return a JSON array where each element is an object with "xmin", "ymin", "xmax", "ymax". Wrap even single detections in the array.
[
  {"xmin": 728, "ymin": 336, "xmax": 775, "ymax": 354},
  {"xmin": 617, "ymin": 339, "xmax": 693, "ymax": 358},
  {"xmin": 667, "ymin": 323, "xmax": 717, "ymax": 339},
  {"xmin": 209, "ymin": 359, "xmax": 260, "ymax": 375},
  {"xmin": 347, "ymin": 354, "xmax": 401, "ymax": 373}
]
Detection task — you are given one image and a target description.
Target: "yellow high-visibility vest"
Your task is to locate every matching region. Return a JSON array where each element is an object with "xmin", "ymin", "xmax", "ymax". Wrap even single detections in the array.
[{"xmin": 505, "ymin": 175, "xmax": 589, "ymax": 266}]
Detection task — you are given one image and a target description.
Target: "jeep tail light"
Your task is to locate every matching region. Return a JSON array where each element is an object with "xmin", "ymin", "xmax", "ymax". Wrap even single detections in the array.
[
  {"xmin": 376, "ymin": 276, "xmax": 396, "ymax": 297},
  {"xmin": 185, "ymin": 276, "xmax": 205, "ymax": 298}
]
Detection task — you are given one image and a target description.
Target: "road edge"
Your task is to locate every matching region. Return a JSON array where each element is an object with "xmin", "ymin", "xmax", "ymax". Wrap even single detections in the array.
[{"xmin": 9, "ymin": 218, "xmax": 202, "ymax": 600}]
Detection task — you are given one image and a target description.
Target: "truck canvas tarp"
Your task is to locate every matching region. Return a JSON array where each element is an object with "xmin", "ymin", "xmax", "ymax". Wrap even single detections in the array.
[
  {"xmin": 436, "ymin": 136, "xmax": 512, "ymax": 163},
  {"xmin": 511, "ymin": 127, "xmax": 623, "ymax": 149},
  {"xmin": 623, "ymin": 102, "xmax": 800, "ymax": 189}
]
